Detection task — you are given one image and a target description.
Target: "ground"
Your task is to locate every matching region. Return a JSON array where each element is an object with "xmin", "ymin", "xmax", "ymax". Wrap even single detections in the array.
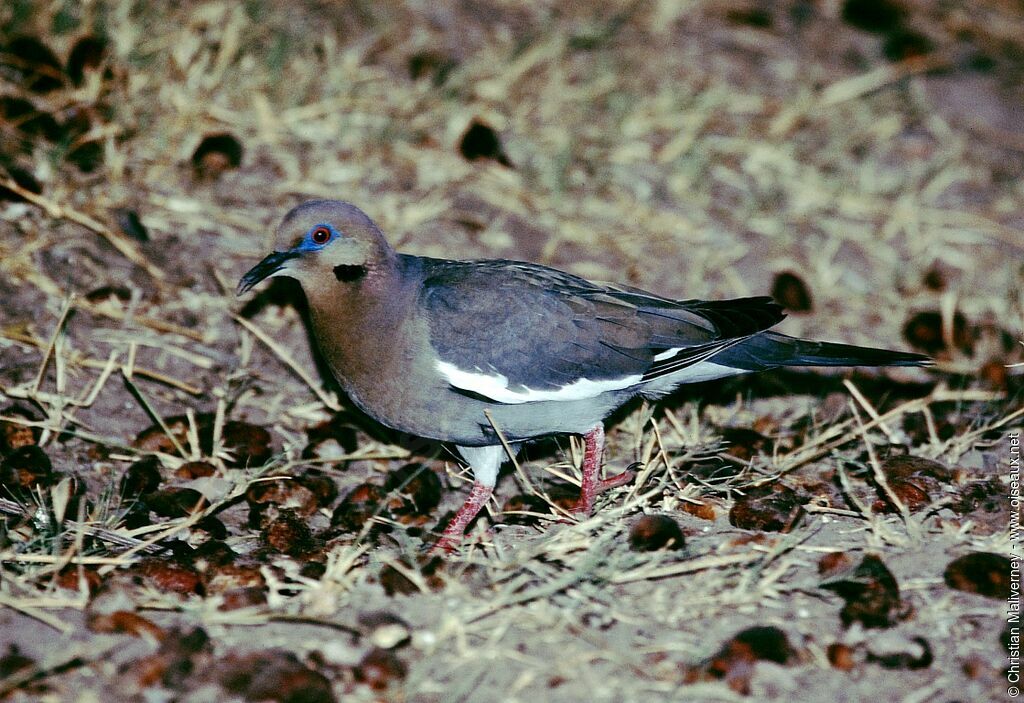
[{"xmin": 0, "ymin": 1, "xmax": 1022, "ymax": 701}]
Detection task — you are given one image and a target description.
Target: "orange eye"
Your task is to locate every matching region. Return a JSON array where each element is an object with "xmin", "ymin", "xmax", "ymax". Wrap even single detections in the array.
[{"xmin": 310, "ymin": 226, "xmax": 331, "ymax": 244}]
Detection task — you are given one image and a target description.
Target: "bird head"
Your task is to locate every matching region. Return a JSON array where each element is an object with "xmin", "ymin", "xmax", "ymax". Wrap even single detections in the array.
[{"xmin": 237, "ymin": 200, "xmax": 394, "ymax": 295}]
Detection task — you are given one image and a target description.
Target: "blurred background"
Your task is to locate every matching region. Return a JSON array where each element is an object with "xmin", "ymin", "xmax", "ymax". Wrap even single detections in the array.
[{"xmin": 2, "ymin": 0, "xmax": 1021, "ymax": 360}]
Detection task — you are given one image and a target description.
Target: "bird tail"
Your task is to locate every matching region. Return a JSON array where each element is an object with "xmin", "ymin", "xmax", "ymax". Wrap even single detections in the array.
[{"xmin": 713, "ymin": 332, "xmax": 931, "ymax": 370}]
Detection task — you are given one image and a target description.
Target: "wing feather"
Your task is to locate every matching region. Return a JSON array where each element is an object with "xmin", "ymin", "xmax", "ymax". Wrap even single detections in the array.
[{"xmin": 417, "ymin": 258, "xmax": 784, "ymax": 403}]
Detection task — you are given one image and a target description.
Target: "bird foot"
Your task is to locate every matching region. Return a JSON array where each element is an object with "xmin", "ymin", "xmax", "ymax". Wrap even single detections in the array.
[
  {"xmin": 428, "ymin": 481, "xmax": 493, "ymax": 554},
  {"xmin": 568, "ymin": 467, "xmax": 637, "ymax": 516},
  {"xmin": 430, "ymin": 526, "xmax": 493, "ymax": 555},
  {"xmin": 430, "ymin": 533, "xmax": 463, "ymax": 555}
]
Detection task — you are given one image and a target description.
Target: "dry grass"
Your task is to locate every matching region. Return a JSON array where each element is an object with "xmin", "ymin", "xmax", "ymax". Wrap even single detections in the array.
[{"xmin": 0, "ymin": 0, "xmax": 1022, "ymax": 701}]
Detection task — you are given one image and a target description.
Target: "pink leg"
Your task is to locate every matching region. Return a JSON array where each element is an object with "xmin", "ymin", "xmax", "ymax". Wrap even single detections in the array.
[
  {"xmin": 432, "ymin": 481, "xmax": 494, "ymax": 553},
  {"xmin": 569, "ymin": 424, "xmax": 635, "ymax": 515}
]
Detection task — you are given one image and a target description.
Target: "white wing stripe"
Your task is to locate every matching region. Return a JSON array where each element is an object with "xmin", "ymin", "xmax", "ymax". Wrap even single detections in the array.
[
  {"xmin": 436, "ymin": 360, "xmax": 641, "ymax": 404},
  {"xmin": 657, "ymin": 361, "xmax": 745, "ymax": 383},
  {"xmin": 653, "ymin": 347, "xmax": 682, "ymax": 361}
]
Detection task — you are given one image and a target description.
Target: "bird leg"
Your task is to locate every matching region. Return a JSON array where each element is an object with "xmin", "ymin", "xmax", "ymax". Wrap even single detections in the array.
[
  {"xmin": 570, "ymin": 424, "xmax": 635, "ymax": 515},
  {"xmin": 431, "ymin": 445, "xmax": 505, "ymax": 553},
  {"xmin": 432, "ymin": 481, "xmax": 494, "ymax": 553}
]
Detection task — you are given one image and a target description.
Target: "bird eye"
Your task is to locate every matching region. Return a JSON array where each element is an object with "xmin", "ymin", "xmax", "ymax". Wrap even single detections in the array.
[{"xmin": 310, "ymin": 226, "xmax": 332, "ymax": 244}]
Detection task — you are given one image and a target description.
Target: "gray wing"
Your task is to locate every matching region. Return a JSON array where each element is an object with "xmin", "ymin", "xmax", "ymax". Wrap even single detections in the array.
[{"xmin": 419, "ymin": 258, "xmax": 784, "ymax": 401}]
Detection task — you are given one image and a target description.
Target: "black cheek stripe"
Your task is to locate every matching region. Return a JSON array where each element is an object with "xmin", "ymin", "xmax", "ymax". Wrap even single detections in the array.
[{"xmin": 334, "ymin": 264, "xmax": 367, "ymax": 282}]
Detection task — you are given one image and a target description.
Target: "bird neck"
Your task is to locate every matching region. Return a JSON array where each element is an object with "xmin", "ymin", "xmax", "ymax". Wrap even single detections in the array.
[{"xmin": 303, "ymin": 255, "xmax": 422, "ymax": 383}]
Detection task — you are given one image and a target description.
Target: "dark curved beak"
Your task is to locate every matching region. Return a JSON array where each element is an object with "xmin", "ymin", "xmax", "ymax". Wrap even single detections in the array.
[{"xmin": 237, "ymin": 251, "xmax": 299, "ymax": 296}]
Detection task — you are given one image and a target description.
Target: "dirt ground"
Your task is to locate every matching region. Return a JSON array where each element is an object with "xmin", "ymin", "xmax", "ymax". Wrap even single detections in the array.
[{"xmin": 1, "ymin": 1, "xmax": 1022, "ymax": 701}]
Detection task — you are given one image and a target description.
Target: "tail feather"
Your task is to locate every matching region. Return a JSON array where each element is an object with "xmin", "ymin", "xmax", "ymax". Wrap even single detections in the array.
[{"xmin": 714, "ymin": 332, "xmax": 932, "ymax": 370}]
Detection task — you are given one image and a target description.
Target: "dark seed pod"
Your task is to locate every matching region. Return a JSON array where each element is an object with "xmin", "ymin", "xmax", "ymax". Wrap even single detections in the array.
[
  {"xmin": 407, "ymin": 50, "xmax": 457, "ymax": 85},
  {"xmin": 0, "ymin": 163, "xmax": 43, "ymax": 201},
  {"xmin": 0, "ymin": 96, "xmax": 62, "ymax": 142},
  {"xmin": 66, "ymin": 35, "xmax": 109, "ymax": 86},
  {"xmin": 66, "ymin": 140, "xmax": 104, "ymax": 172},
  {"xmin": 0, "ymin": 36, "xmax": 64, "ymax": 92},
  {"xmin": 840, "ymin": 0, "xmax": 904, "ymax": 34},
  {"xmin": 729, "ymin": 484, "xmax": 803, "ymax": 533},
  {"xmin": 115, "ymin": 208, "xmax": 149, "ymax": 242},
  {"xmin": 821, "ymin": 554, "xmax": 907, "ymax": 628},
  {"xmin": 331, "ymin": 483, "xmax": 386, "ymax": 532},
  {"xmin": 944, "ymin": 552, "xmax": 1012, "ymax": 599},
  {"xmin": 770, "ymin": 271, "xmax": 813, "ymax": 313},
  {"xmin": 218, "ymin": 420, "xmax": 272, "ymax": 468},
  {"xmin": 175, "ymin": 461, "xmax": 216, "ymax": 480},
  {"xmin": 192, "ymin": 133, "xmax": 243, "ymax": 179},
  {"xmin": 260, "ymin": 509, "xmax": 316, "ymax": 556},
  {"xmin": 121, "ymin": 456, "xmax": 163, "ymax": 498},
  {"xmin": 0, "ymin": 404, "xmax": 42, "ymax": 452},
  {"xmin": 142, "ymin": 487, "xmax": 207, "ymax": 518},
  {"xmin": 0, "ymin": 445, "xmax": 55, "ymax": 494},
  {"xmin": 384, "ymin": 463, "xmax": 442, "ymax": 518},
  {"xmin": 458, "ymin": 120, "xmax": 512, "ymax": 167},
  {"xmin": 354, "ymin": 648, "xmax": 408, "ymax": 691},
  {"xmin": 629, "ymin": 515, "xmax": 685, "ymax": 551}
]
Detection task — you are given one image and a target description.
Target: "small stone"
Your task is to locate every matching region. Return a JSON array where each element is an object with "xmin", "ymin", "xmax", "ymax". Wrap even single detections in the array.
[
  {"xmin": 379, "ymin": 563, "xmax": 419, "ymax": 597},
  {"xmin": 246, "ymin": 477, "xmax": 319, "ymax": 528},
  {"xmin": 55, "ymin": 566, "xmax": 102, "ymax": 594},
  {"xmin": 720, "ymin": 427, "xmax": 771, "ymax": 462},
  {"xmin": 902, "ymin": 310, "xmax": 973, "ymax": 356},
  {"xmin": 0, "ymin": 646, "xmax": 34, "ymax": 681},
  {"xmin": 85, "ymin": 284, "xmax": 132, "ymax": 303},
  {"xmin": 87, "ymin": 610, "xmax": 164, "ymax": 639},
  {"xmin": 501, "ymin": 493, "xmax": 551, "ymax": 525},
  {"xmin": 358, "ymin": 611, "xmax": 411, "ymax": 649},
  {"xmin": 204, "ymin": 562, "xmax": 265, "ymax": 594},
  {"xmin": 882, "ymin": 30, "xmax": 933, "ymax": 62},
  {"xmin": 841, "ymin": 0, "xmax": 904, "ymax": 33},
  {"xmin": 304, "ymin": 414, "xmax": 359, "ymax": 456},
  {"xmin": 683, "ymin": 626, "xmax": 795, "ymax": 695},
  {"xmin": 217, "ymin": 586, "xmax": 267, "ymax": 611},
  {"xmin": 219, "ymin": 420, "xmax": 272, "ymax": 468},
  {"xmin": 133, "ymin": 416, "xmax": 190, "ymax": 454}
]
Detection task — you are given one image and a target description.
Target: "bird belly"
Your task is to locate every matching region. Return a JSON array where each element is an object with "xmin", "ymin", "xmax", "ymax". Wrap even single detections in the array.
[{"xmin": 339, "ymin": 371, "xmax": 626, "ymax": 446}]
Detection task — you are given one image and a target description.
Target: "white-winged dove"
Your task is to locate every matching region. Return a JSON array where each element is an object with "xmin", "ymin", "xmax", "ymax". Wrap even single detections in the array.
[{"xmin": 238, "ymin": 200, "xmax": 930, "ymax": 551}]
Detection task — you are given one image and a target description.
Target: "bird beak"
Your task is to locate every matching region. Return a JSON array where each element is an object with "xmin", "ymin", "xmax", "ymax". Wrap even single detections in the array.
[{"xmin": 237, "ymin": 250, "xmax": 299, "ymax": 295}]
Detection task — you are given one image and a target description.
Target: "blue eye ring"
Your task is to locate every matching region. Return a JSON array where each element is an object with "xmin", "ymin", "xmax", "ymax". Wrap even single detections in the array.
[{"xmin": 310, "ymin": 225, "xmax": 332, "ymax": 245}]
